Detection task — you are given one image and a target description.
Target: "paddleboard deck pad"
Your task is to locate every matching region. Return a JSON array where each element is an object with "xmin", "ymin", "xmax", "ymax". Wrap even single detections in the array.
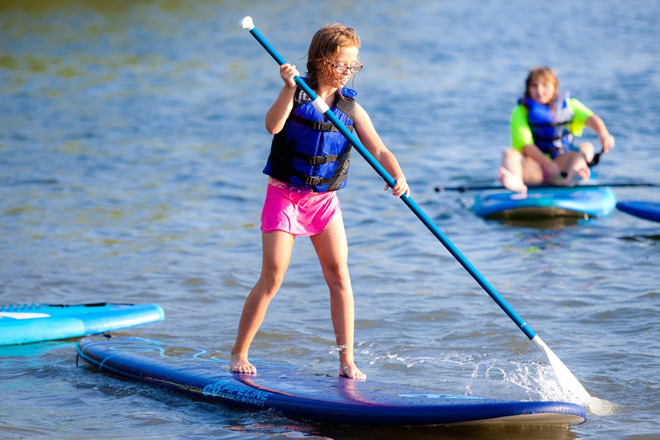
[
  {"xmin": 616, "ymin": 200, "xmax": 660, "ymax": 223},
  {"xmin": 0, "ymin": 303, "xmax": 165, "ymax": 346},
  {"xmin": 76, "ymin": 336, "xmax": 587, "ymax": 426},
  {"xmin": 472, "ymin": 186, "xmax": 616, "ymax": 219}
]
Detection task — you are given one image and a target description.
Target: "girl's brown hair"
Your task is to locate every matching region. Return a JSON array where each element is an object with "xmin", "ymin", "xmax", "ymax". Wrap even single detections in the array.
[
  {"xmin": 306, "ymin": 23, "xmax": 361, "ymax": 85},
  {"xmin": 524, "ymin": 66, "xmax": 559, "ymax": 102}
]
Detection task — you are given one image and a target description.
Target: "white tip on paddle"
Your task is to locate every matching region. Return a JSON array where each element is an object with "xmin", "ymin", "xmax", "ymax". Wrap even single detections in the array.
[
  {"xmin": 239, "ymin": 16, "xmax": 254, "ymax": 31},
  {"xmin": 531, "ymin": 336, "xmax": 596, "ymax": 407},
  {"xmin": 533, "ymin": 335, "xmax": 617, "ymax": 415}
]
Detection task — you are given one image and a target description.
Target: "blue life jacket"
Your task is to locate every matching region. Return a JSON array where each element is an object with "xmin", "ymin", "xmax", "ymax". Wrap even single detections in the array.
[
  {"xmin": 523, "ymin": 92, "xmax": 574, "ymax": 159},
  {"xmin": 263, "ymin": 80, "xmax": 356, "ymax": 192}
]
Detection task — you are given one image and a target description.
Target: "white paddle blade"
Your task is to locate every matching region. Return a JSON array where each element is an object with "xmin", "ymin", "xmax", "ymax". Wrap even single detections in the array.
[
  {"xmin": 239, "ymin": 16, "xmax": 255, "ymax": 31},
  {"xmin": 532, "ymin": 336, "xmax": 591, "ymax": 404}
]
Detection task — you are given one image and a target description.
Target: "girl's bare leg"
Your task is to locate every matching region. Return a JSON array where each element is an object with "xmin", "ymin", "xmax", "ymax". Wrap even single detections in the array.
[
  {"xmin": 555, "ymin": 150, "xmax": 591, "ymax": 183},
  {"xmin": 499, "ymin": 148, "xmax": 529, "ymax": 193},
  {"xmin": 310, "ymin": 213, "xmax": 366, "ymax": 381},
  {"xmin": 230, "ymin": 231, "xmax": 295, "ymax": 374}
]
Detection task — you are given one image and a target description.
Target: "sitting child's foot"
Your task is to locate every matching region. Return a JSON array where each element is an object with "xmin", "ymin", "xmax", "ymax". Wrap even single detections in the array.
[
  {"xmin": 498, "ymin": 167, "xmax": 527, "ymax": 193},
  {"xmin": 230, "ymin": 353, "xmax": 257, "ymax": 374}
]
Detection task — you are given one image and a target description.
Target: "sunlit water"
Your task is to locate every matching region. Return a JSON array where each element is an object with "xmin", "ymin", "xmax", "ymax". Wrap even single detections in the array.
[{"xmin": 1, "ymin": 1, "xmax": 659, "ymax": 439}]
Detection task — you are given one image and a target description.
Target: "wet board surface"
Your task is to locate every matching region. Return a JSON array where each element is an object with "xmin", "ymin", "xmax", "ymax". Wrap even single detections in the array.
[
  {"xmin": 76, "ymin": 336, "xmax": 587, "ymax": 426},
  {"xmin": 471, "ymin": 186, "xmax": 616, "ymax": 219},
  {"xmin": 0, "ymin": 303, "xmax": 165, "ymax": 346},
  {"xmin": 616, "ymin": 201, "xmax": 660, "ymax": 223}
]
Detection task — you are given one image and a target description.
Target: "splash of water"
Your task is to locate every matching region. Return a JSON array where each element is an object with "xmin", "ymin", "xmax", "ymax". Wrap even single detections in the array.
[{"xmin": 468, "ymin": 358, "xmax": 617, "ymax": 416}]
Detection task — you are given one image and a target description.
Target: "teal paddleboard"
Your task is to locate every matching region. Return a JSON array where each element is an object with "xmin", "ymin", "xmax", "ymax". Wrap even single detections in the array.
[
  {"xmin": 472, "ymin": 186, "xmax": 616, "ymax": 219},
  {"xmin": 0, "ymin": 303, "xmax": 165, "ymax": 345}
]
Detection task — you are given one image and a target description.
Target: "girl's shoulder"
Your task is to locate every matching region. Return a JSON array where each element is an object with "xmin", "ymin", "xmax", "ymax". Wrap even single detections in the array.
[
  {"xmin": 340, "ymin": 86, "xmax": 358, "ymax": 99},
  {"xmin": 567, "ymin": 97, "xmax": 593, "ymax": 119},
  {"xmin": 512, "ymin": 101, "xmax": 528, "ymax": 117}
]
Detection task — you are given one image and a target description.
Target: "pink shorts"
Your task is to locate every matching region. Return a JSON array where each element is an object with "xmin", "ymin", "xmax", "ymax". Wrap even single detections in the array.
[{"xmin": 260, "ymin": 179, "xmax": 341, "ymax": 236}]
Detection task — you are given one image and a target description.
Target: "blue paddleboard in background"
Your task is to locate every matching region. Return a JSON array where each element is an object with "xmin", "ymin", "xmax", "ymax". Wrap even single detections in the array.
[
  {"xmin": 472, "ymin": 186, "xmax": 616, "ymax": 219},
  {"xmin": 616, "ymin": 201, "xmax": 660, "ymax": 223},
  {"xmin": 76, "ymin": 336, "xmax": 587, "ymax": 426},
  {"xmin": 0, "ymin": 303, "xmax": 165, "ymax": 346}
]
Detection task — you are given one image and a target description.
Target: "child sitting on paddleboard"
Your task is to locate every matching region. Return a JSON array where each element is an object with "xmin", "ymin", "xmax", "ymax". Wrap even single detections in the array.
[
  {"xmin": 231, "ymin": 23, "xmax": 410, "ymax": 380},
  {"xmin": 499, "ymin": 66, "xmax": 615, "ymax": 193}
]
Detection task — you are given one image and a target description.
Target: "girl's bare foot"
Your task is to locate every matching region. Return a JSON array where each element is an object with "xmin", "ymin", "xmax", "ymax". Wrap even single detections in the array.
[
  {"xmin": 498, "ymin": 167, "xmax": 527, "ymax": 193},
  {"xmin": 339, "ymin": 362, "xmax": 366, "ymax": 381},
  {"xmin": 230, "ymin": 353, "xmax": 257, "ymax": 374}
]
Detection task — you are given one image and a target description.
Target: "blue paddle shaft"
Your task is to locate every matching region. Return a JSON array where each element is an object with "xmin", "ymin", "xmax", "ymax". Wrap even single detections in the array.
[{"xmin": 243, "ymin": 23, "xmax": 536, "ymax": 341}]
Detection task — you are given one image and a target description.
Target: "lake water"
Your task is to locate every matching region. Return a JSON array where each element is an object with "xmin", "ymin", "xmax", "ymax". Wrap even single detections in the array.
[{"xmin": 1, "ymin": 1, "xmax": 659, "ymax": 439}]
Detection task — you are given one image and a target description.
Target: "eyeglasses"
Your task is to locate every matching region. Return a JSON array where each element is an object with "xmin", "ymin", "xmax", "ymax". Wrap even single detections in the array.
[{"xmin": 328, "ymin": 63, "xmax": 363, "ymax": 74}]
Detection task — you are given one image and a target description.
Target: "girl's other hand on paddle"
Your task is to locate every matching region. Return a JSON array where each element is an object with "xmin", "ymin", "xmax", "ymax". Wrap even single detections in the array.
[
  {"xmin": 563, "ymin": 154, "xmax": 591, "ymax": 184},
  {"xmin": 280, "ymin": 63, "xmax": 299, "ymax": 89},
  {"xmin": 563, "ymin": 166, "xmax": 590, "ymax": 185},
  {"xmin": 386, "ymin": 176, "xmax": 410, "ymax": 198},
  {"xmin": 546, "ymin": 162, "xmax": 563, "ymax": 179},
  {"xmin": 600, "ymin": 133, "xmax": 615, "ymax": 153}
]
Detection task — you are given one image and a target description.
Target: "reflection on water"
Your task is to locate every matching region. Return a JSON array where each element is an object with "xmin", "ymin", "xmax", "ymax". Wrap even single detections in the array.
[
  {"xmin": 494, "ymin": 217, "xmax": 583, "ymax": 230},
  {"xmin": 317, "ymin": 424, "xmax": 578, "ymax": 440},
  {"xmin": 618, "ymin": 234, "xmax": 660, "ymax": 242}
]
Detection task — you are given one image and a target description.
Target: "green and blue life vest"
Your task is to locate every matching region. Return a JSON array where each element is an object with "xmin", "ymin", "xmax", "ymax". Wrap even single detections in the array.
[{"xmin": 523, "ymin": 92, "xmax": 575, "ymax": 158}]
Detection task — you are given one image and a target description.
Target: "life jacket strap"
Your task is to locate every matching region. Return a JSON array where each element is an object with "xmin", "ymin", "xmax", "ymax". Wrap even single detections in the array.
[
  {"xmin": 294, "ymin": 150, "xmax": 351, "ymax": 165},
  {"xmin": 291, "ymin": 170, "xmax": 348, "ymax": 188},
  {"xmin": 288, "ymin": 114, "xmax": 354, "ymax": 133}
]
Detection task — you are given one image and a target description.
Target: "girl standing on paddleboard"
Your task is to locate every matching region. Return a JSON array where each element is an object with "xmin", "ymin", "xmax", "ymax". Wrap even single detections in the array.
[
  {"xmin": 231, "ymin": 23, "xmax": 409, "ymax": 380},
  {"xmin": 499, "ymin": 67, "xmax": 615, "ymax": 193}
]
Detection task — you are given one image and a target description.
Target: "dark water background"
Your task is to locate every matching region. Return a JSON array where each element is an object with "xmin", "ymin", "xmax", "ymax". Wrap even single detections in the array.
[{"xmin": 1, "ymin": 1, "xmax": 659, "ymax": 439}]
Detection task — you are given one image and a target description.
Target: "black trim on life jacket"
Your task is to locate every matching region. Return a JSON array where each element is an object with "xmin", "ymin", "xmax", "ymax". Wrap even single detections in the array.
[
  {"xmin": 289, "ymin": 164, "xmax": 350, "ymax": 187},
  {"xmin": 288, "ymin": 113, "xmax": 354, "ymax": 133},
  {"xmin": 527, "ymin": 121, "xmax": 571, "ymax": 141}
]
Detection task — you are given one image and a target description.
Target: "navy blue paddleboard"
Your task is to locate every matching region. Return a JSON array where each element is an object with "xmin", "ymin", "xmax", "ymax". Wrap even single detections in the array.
[
  {"xmin": 472, "ymin": 186, "xmax": 616, "ymax": 219},
  {"xmin": 616, "ymin": 201, "xmax": 660, "ymax": 223},
  {"xmin": 0, "ymin": 303, "xmax": 165, "ymax": 346},
  {"xmin": 76, "ymin": 336, "xmax": 587, "ymax": 426}
]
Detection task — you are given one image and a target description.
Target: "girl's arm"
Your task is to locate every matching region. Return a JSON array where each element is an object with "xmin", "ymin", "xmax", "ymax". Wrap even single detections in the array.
[
  {"xmin": 584, "ymin": 114, "xmax": 615, "ymax": 153},
  {"xmin": 353, "ymin": 103, "xmax": 410, "ymax": 198},
  {"xmin": 265, "ymin": 64, "xmax": 299, "ymax": 134}
]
